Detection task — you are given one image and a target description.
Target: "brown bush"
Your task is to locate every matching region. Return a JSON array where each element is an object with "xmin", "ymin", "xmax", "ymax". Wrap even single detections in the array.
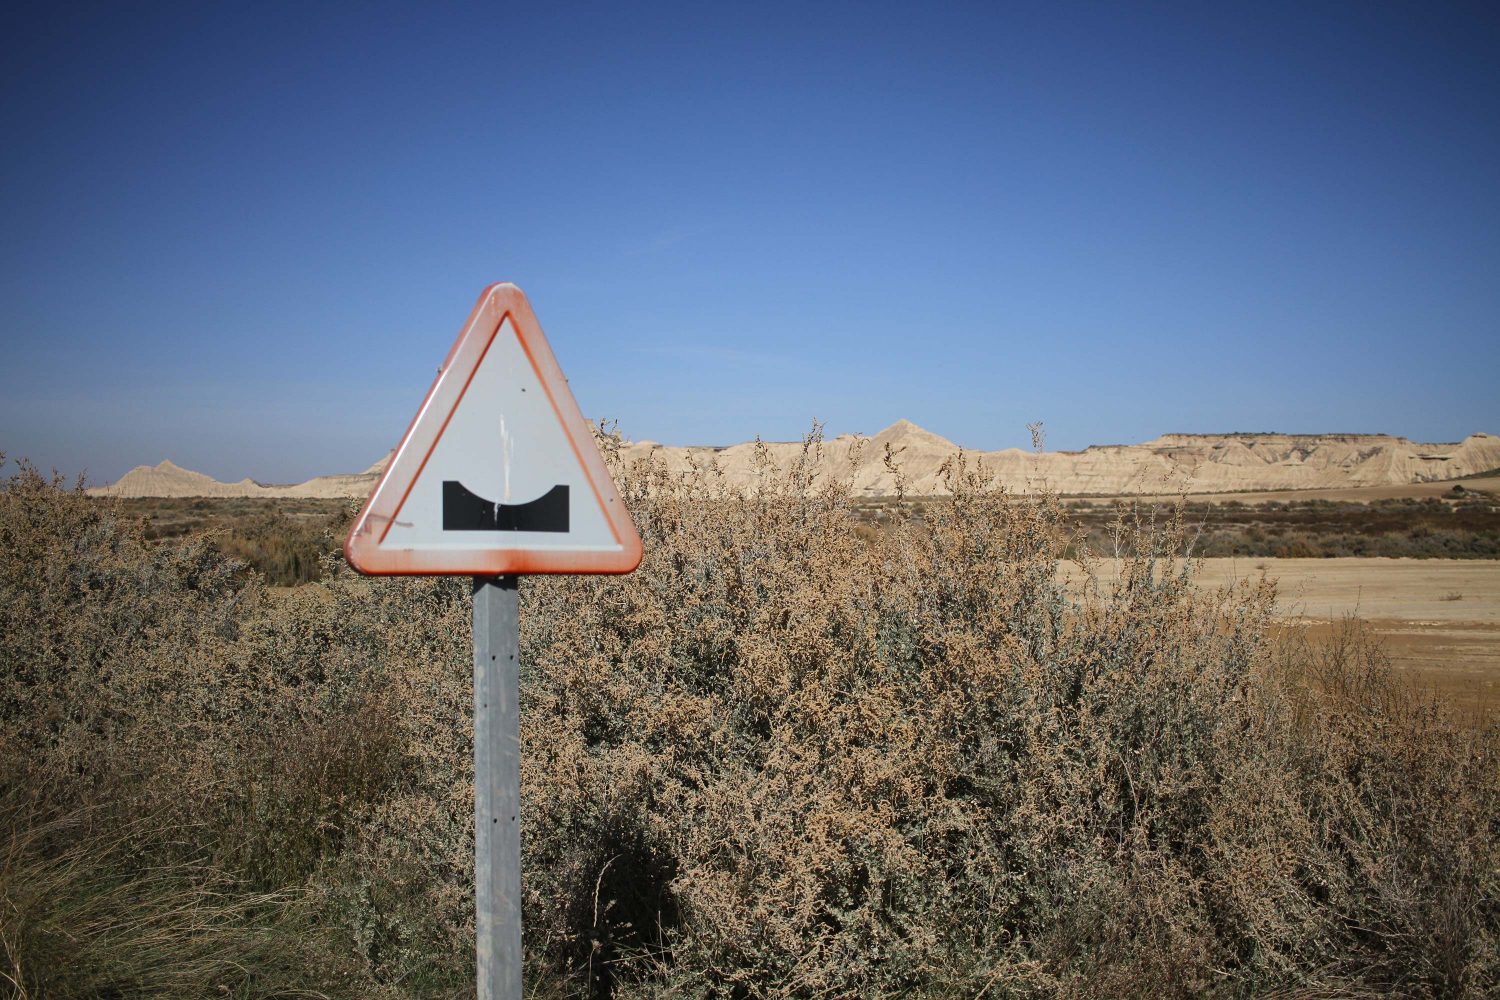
[{"xmin": 1, "ymin": 443, "xmax": 1496, "ymax": 998}]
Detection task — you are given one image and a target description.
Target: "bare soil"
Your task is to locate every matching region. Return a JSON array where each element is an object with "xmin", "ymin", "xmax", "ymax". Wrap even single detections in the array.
[{"xmin": 1224, "ymin": 557, "xmax": 1500, "ymax": 714}]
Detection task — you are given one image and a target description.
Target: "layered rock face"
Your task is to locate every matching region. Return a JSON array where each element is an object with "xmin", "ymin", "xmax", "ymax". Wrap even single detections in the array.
[
  {"xmin": 92, "ymin": 459, "xmax": 389, "ymax": 500},
  {"xmin": 91, "ymin": 460, "xmax": 267, "ymax": 498},
  {"xmin": 621, "ymin": 425, "xmax": 1500, "ymax": 497},
  {"xmin": 90, "ymin": 425, "xmax": 1499, "ymax": 499}
]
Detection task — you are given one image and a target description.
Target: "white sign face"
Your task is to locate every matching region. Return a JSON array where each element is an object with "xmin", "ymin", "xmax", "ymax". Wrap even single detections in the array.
[{"xmin": 344, "ymin": 284, "xmax": 642, "ymax": 576}]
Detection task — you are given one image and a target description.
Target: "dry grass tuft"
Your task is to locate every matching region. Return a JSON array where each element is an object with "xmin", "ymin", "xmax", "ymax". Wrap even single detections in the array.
[{"xmin": 0, "ymin": 784, "xmax": 329, "ymax": 1000}]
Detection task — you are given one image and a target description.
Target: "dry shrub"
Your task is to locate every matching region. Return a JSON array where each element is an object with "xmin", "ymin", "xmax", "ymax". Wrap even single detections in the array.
[
  {"xmin": 208, "ymin": 507, "xmax": 348, "ymax": 585},
  {"xmin": 2, "ymin": 444, "xmax": 1496, "ymax": 998},
  {"xmin": 1207, "ymin": 621, "xmax": 1500, "ymax": 996},
  {"xmin": 508, "ymin": 434, "xmax": 1498, "ymax": 998},
  {"xmin": 512, "ymin": 438, "xmax": 1282, "ymax": 997},
  {"xmin": 0, "ymin": 459, "xmax": 408, "ymax": 997}
]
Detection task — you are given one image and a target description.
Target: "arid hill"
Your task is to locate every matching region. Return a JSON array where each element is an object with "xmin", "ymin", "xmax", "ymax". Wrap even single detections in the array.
[
  {"xmin": 90, "ymin": 422, "xmax": 1500, "ymax": 499},
  {"xmin": 624, "ymin": 423, "xmax": 1500, "ymax": 496},
  {"xmin": 90, "ymin": 459, "xmax": 389, "ymax": 500}
]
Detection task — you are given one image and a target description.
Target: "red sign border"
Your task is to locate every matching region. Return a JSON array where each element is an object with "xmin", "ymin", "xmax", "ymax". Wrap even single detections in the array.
[{"xmin": 344, "ymin": 283, "xmax": 643, "ymax": 576}]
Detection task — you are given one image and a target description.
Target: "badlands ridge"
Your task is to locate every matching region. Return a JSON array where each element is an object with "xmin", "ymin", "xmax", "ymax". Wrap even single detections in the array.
[{"xmin": 92, "ymin": 422, "xmax": 1500, "ymax": 499}]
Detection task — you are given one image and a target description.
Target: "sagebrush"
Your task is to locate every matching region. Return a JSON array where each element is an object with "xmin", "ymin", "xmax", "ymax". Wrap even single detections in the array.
[{"xmin": 1, "ymin": 440, "xmax": 1495, "ymax": 998}]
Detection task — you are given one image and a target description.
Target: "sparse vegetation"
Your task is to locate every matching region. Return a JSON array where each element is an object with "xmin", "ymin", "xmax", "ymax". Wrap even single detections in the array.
[
  {"xmin": 860, "ymin": 494, "xmax": 1500, "ymax": 559},
  {"xmin": 2, "ymin": 445, "xmax": 1497, "ymax": 998},
  {"xmin": 118, "ymin": 495, "xmax": 350, "ymax": 585},
  {"xmin": 1103, "ymin": 496, "xmax": 1500, "ymax": 559}
]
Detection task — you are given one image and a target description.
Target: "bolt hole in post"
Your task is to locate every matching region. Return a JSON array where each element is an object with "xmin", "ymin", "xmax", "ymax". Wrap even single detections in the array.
[{"xmin": 474, "ymin": 574, "xmax": 521, "ymax": 1000}]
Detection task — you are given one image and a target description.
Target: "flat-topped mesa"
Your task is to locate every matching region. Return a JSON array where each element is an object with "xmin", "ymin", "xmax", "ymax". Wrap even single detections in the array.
[
  {"xmin": 1134, "ymin": 432, "xmax": 1500, "ymax": 484},
  {"xmin": 616, "ymin": 423, "xmax": 1500, "ymax": 497},
  {"xmin": 89, "ymin": 422, "xmax": 1500, "ymax": 499},
  {"xmin": 1152, "ymin": 432, "xmax": 1407, "ymax": 445}
]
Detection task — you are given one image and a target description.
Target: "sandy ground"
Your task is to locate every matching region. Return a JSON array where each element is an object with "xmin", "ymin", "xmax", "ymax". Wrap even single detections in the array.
[
  {"xmin": 1191, "ymin": 557, "xmax": 1500, "ymax": 622},
  {"xmin": 1077, "ymin": 558, "xmax": 1500, "ymax": 713}
]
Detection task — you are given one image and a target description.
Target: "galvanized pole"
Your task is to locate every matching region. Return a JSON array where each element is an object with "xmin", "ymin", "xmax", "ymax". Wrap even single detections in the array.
[{"xmin": 473, "ymin": 575, "xmax": 522, "ymax": 1000}]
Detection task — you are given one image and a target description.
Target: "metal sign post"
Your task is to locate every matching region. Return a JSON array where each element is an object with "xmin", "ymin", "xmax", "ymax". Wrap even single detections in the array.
[
  {"xmin": 345, "ymin": 285, "xmax": 642, "ymax": 1000},
  {"xmin": 473, "ymin": 575, "xmax": 522, "ymax": 999}
]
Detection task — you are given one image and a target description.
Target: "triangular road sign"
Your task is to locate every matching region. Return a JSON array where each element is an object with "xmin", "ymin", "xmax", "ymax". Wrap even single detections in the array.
[{"xmin": 345, "ymin": 283, "xmax": 642, "ymax": 576}]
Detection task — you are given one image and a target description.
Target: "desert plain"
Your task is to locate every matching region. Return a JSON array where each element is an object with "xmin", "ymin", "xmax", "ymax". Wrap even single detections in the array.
[
  {"xmin": 95, "ymin": 421, "xmax": 1500, "ymax": 713},
  {"xmin": 14, "ymin": 419, "xmax": 1500, "ymax": 995}
]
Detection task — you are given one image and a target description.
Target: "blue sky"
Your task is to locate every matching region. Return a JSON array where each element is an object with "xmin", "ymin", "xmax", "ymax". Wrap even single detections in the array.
[{"xmin": 3, "ymin": 1, "xmax": 1497, "ymax": 484}]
